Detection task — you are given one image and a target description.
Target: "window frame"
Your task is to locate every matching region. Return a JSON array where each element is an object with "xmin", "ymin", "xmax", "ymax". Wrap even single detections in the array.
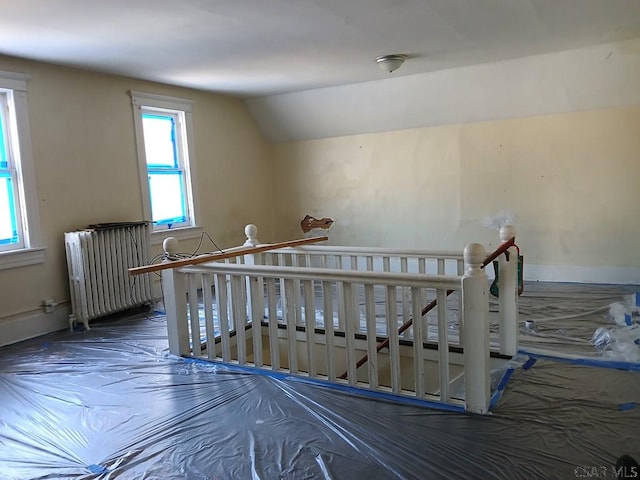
[
  {"xmin": 0, "ymin": 70, "xmax": 44, "ymax": 270},
  {"xmin": 0, "ymin": 93, "xmax": 25, "ymax": 250},
  {"xmin": 131, "ymin": 91, "xmax": 201, "ymax": 242}
]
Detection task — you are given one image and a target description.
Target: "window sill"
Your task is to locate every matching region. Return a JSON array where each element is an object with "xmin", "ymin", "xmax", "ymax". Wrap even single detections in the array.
[
  {"xmin": 0, "ymin": 247, "xmax": 46, "ymax": 271},
  {"xmin": 150, "ymin": 226, "xmax": 204, "ymax": 246}
]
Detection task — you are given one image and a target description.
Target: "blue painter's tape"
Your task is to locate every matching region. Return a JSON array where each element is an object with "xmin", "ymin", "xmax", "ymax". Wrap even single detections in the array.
[
  {"xmin": 489, "ymin": 391, "xmax": 501, "ymax": 411},
  {"xmin": 489, "ymin": 367, "xmax": 515, "ymax": 410},
  {"xmin": 183, "ymin": 357, "xmax": 467, "ymax": 413},
  {"xmin": 489, "ymin": 390, "xmax": 504, "ymax": 411},
  {"xmin": 87, "ymin": 464, "xmax": 108, "ymax": 474},
  {"xmin": 619, "ymin": 402, "xmax": 637, "ymax": 411},
  {"xmin": 288, "ymin": 374, "xmax": 466, "ymax": 412},
  {"xmin": 496, "ymin": 367, "xmax": 515, "ymax": 392},
  {"xmin": 518, "ymin": 349, "xmax": 640, "ymax": 372},
  {"xmin": 522, "ymin": 357, "xmax": 537, "ymax": 370}
]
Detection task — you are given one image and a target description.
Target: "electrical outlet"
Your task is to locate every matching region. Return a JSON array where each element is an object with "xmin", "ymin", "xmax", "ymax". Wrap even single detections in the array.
[{"xmin": 43, "ymin": 299, "xmax": 55, "ymax": 314}]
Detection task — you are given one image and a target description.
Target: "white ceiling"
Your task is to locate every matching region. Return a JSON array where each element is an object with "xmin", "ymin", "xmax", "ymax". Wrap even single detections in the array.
[{"xmin": 1, "ymin": 0, "xmax": 640, "ymax": 98}]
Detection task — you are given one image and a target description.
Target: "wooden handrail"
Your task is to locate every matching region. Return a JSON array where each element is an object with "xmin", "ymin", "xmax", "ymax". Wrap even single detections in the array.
[
  {"xmin": 338, "ymin": 237, "xmax": 517, "ymax": 380},
  {"xmin": 481, "ymin": 236, "xmax": 515, "ymax": 268},
  {"xmin": 128, "ymin": 236, "xmax": 329, "ymax": 275}
]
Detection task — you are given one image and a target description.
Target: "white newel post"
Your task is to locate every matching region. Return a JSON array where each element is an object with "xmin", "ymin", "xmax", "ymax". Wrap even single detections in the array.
[
  {"xmin": 163, "ymin": 268, "xmax": 190, "ymax": 356},
  {"xmin": 243, "ymin": 224, "xmax": 260, "ymax": 247},
  {"xmin": 243, "ymin": 224, "xmax": 264, "ymax": 367},
  {"xmin": 498, "ymin": 225, "xmax": 518, "ymax": 357},
  {"xmin": 462, "ymin": 243, "xmax": 490, "ymax": 414},
  {"xmin": 161, "ymin": 238, "xmax": 190, "ymax": 356},
  {"xmin": 162, "ymin": 236, "xmax": 180, "ymax": 261}
]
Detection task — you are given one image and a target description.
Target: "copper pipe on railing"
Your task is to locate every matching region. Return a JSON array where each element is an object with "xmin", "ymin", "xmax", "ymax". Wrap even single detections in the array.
[
  {"xmin": 128, "ymin": 236, "xmax": 329, "ymax": 275},
  {"xmin": 337, "ymin": 237, "xmax": 517, "ymax": 380},
  {"xmin": 481, "ymin": 236, "xmax": 515, "ymax": 268}
]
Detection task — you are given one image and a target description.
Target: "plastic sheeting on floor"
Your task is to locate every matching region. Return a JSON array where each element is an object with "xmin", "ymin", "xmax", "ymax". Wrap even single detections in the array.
[
  {"xmin": 1, "ymin": 283, "xmax": 639, "ymax": 479},
  {"xmin": 514, "ymin": 282, "xmax": 640, "ymax": 360}
]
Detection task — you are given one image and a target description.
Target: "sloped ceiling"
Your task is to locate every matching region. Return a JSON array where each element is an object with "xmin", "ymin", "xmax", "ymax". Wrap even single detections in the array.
[{"xmin": 1, "ymin": 0, "xmax": 640, "ymax": 98}]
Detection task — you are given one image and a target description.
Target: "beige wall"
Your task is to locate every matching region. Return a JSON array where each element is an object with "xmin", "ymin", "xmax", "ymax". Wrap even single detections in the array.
[
  {"xmin": 272, "ymin": 106, "xmax": 640, "ymax": 276},
  {"xmin": 0, "ymin": 55, "xmax": 274, "ymax": 327}
]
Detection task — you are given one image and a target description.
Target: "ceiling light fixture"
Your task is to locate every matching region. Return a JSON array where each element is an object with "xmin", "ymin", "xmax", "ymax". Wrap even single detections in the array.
[{"xmin": 376, "ymin": 54, "xmax": 408, "ymax": 73}]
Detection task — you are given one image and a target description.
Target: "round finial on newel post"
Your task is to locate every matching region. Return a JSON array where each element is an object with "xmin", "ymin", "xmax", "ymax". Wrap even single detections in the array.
[
  {"xmin": 162, "ymin": 236, "xmax": 179, "ymax": 261},
  {"xmin": 464, "ymin": 243, "xmax": 486, "ymax": 276},
  {"xmin": 499, "ymin": 225, "xmax": 516, "ymax": 243},
  {"xmin": 243, "ymin": 224, "xmax": 259, "ymax": 247}
]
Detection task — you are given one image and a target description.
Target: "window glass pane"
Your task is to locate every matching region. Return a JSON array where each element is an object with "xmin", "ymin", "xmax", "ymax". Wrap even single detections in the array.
[
  {"xmin": 0, "ymin": 110, "xmax": 7, "ymax": 168},
  {"xmin": 0, "ymin": 174, "xmax": 18, "ymax": 245},
  {"xmin": 142, "ymin": 114, "xmax": 177, "ymax": 168},
  {"xmin": 148, "ymin": 172, "xmax": 186, "ymax": 225}
]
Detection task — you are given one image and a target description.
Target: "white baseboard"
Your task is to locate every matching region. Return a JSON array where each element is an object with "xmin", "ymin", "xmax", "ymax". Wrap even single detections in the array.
[
  {"xmin": 523, "ymin": 264, "xmax": 640, "ymax": 285},
  {"xmin": 0, "ymin": 306, "xmax": 70, "ymax": 348}
]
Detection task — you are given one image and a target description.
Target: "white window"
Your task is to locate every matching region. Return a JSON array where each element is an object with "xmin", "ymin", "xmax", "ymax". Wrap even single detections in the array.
[
  {"xmin": 0, "ymin": 71, "xmax": 44, "ymax": 270},
  {"xmin": 131, "ymin": 92, "xmax": 200, "ymax": 238}
]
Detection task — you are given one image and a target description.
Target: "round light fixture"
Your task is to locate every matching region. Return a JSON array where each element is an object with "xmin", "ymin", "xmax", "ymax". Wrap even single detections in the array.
[{"xmin": 376, "ymin": 54, "xmax": 408, "ymax": 73}]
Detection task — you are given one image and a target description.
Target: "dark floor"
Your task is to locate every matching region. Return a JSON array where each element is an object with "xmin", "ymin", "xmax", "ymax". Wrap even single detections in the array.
[{"xmin": 0, "ymin": 282, "xmax": 638, "ymax": 480}]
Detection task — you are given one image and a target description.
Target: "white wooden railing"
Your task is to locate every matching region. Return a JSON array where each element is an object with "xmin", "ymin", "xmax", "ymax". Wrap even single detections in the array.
[
  {"xmin": 211, "ymin": 224, "xmax": 519, "ymax": 356},
  {"xmin": 139, "ymin": 225, "xmax": 520, "ymax": 415},
  {"xmin": 260, "ymin": 245, "xmax": 466, "ymax": 347}
]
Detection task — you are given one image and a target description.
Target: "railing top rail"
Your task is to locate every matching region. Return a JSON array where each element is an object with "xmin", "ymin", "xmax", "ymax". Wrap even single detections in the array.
[
  {"xmin": 128, "ymin": 236, "xmax": 328, "ymax": 275},
  {"xmin": 270, "ymin": 244, "xmax": 464, "ymax": 259},
  {"xmin": 179, "ymin": 262, "xmax": 463, "ymax": 290}
]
